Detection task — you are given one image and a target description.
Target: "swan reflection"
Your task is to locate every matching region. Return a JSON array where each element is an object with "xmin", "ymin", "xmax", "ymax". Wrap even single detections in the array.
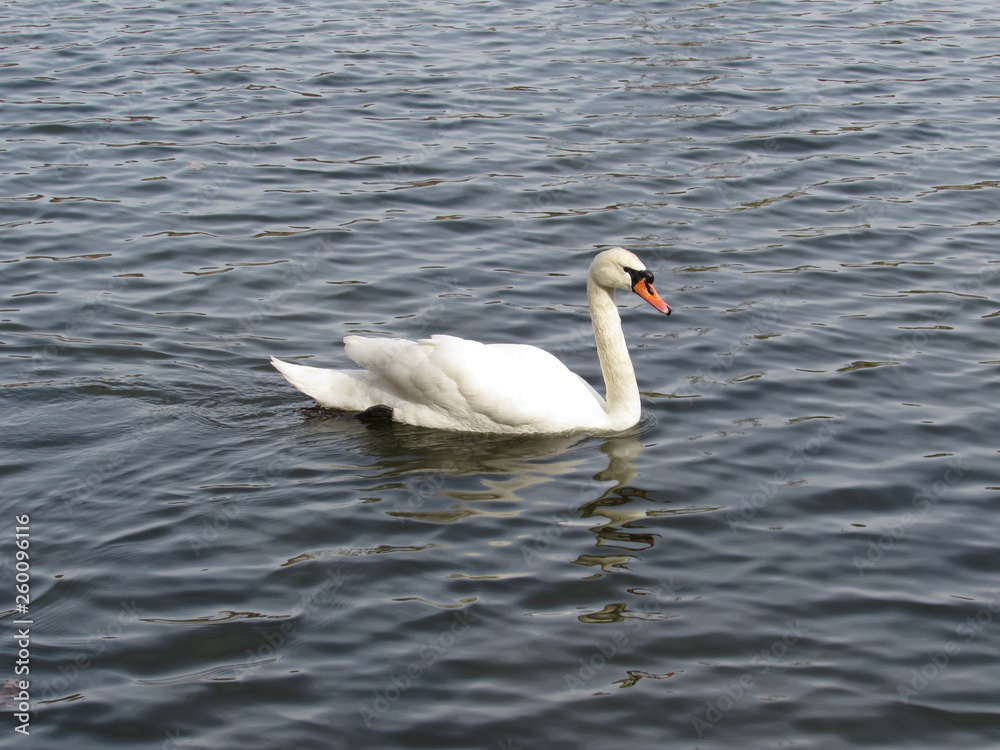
[{"xmin": 289, "ymin": 415, "xmax": 715, "ymax": 571}]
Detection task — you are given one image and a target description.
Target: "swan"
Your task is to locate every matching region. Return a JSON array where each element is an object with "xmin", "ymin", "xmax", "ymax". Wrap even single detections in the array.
[{"xmin": 270, "ymin": 247, "xmax": 671, "ymax": 434}]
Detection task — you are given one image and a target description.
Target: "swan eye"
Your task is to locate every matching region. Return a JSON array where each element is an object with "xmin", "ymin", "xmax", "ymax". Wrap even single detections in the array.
[{"xmin": 625, "ymin": 266, "xmax": 654, "ymax": 286}]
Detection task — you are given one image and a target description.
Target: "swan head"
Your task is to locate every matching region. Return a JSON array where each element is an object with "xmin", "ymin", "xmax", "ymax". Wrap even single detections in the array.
[{"xmin": 590, "ymin": 247, "xmax": 672, "ymax": 315}]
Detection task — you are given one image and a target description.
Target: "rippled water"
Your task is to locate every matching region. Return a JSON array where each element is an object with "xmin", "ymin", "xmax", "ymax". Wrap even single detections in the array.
[{"xmin": 2, "ymin": 0, "xmax": 999, "ymax": 747}]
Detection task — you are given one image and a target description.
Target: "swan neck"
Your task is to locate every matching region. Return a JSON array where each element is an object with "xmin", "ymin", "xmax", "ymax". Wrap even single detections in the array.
[{"xmin": 588, "ymin": 276, "xmax": 640, "ymax": 430}]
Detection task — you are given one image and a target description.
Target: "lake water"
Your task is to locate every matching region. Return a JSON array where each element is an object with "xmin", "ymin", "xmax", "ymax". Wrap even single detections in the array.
[{"xmin": 2, "ymin": 0, "xmax": 999, "ymax": 747}]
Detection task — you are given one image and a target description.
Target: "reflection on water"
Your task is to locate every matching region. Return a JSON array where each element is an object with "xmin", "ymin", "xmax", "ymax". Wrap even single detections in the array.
[
  {"xmin": 293, "ymin": 413, "xmax": 720, "ymax": 580},
  {"xmin": 580, "ymin": 436, "xmax": 720, "ymax": 561}
]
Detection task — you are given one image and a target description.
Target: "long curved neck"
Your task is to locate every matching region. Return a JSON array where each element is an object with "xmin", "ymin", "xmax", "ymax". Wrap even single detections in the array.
[{"xmin": 587, "ymin": 276, "xmax": 640, "ymax": 431}]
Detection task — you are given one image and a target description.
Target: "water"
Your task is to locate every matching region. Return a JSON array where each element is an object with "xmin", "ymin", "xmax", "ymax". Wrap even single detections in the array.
[{"xmin": 2, "ymin": 0, "xmax": 999, "ymax": 747}]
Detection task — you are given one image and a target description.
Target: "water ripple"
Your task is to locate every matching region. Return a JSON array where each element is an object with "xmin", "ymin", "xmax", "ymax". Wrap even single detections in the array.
[{"xmin": 2, "ymin": 0, "xmax": 999, "ymax": 748}]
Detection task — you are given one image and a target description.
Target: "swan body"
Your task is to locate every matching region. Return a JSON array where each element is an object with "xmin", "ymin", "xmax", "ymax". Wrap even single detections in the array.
[{"xmin": 271, "ymin": 247, "xmax": 671, "ymax": 434}]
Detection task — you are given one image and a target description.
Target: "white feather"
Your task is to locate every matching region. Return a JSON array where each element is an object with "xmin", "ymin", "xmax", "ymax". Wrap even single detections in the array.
[{"xmin": 270, "ymin": 247, "xmax": 671, "ymax": 434}]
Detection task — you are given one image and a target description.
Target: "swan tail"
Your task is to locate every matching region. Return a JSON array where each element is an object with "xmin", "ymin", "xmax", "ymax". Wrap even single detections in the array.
[{"xmin": 270, "ymin": 356, "xmax": 375, "ymax": 410}]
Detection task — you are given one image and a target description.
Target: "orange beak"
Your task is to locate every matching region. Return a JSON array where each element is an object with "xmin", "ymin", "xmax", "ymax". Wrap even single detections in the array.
[{"xmin": 632, "ymin": 277, "xmax": 671, "ymax": 315}]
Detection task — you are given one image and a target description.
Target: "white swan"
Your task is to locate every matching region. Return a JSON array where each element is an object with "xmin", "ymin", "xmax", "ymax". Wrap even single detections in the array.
[{"xmin": 270, "ymin": 247, "xmax": 671, "ymax": 434}]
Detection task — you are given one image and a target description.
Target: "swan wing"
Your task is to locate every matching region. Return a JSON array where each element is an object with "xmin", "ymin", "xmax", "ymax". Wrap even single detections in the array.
[{"xmin": 344, "ymin": 334, "xmax": 607, "ymax": 432}]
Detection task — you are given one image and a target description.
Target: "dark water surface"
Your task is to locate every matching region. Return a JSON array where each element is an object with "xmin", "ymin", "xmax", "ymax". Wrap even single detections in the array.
[{"xmin": 2, "ymin": 0, "xmax": 999, "ymax": 747}]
